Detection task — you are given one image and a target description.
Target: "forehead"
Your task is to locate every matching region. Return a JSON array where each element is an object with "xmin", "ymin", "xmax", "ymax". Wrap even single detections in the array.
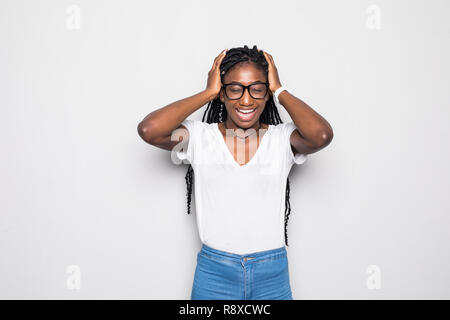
[{"xmin": 224, "ymin": 63, "xmax": 266, "ymax": 84}]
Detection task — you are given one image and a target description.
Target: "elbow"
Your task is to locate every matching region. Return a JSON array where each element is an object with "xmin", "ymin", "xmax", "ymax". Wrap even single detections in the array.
[
  {"xmin": 315, "ymin": 129, "xmax": 333, "ymax": 148},
  {"xmin": 322, "ymin": 129, "xmax": 333, "ymax": 142},
  {"xmin": 137, "ymin": 121, "xmax": 146, "ymax": 136},
  {"xmin": 137, "ymin": 122, "xmax": 154, "ymax": 144}
]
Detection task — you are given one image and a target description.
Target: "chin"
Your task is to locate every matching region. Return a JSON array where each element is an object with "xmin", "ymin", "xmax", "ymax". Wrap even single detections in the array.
[{"xmin": 232, "ymin": 116, "xmax": 260, "ymax": 127}]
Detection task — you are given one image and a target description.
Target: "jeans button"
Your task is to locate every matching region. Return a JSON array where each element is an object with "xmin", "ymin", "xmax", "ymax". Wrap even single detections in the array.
[{"xmin": 244, "ymin": 257, "xmax": 247, "ymax": 262}]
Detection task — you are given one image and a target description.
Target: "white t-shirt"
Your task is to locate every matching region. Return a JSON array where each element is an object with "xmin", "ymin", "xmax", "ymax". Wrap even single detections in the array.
[{"xmin": 173, "ymin": 119, "xmax": 307, "ymax": 255}]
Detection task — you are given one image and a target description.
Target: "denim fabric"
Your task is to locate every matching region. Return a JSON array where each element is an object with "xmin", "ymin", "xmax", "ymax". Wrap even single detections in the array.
[{"xmin": 191, "ymin": 244, "xmax": 293, "ymax": 300}]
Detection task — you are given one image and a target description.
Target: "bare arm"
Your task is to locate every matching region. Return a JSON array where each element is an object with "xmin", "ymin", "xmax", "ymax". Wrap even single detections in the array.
[
  {"xmin": 137, "ymin": 49, "xmax": 228, "ymax": 150},
  {"xmin": 137, "ymin": 89, "xmax": 216, "ymax": 150},
  {"xmin": 262, "ymin": 51, "xmax": 333, "ymax": 155}
]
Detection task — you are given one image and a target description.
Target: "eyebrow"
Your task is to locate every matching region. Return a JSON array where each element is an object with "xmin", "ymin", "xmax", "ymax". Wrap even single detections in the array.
[{"xmin": 226, "ymin": 81, "xmax": 265, "ymax": 85}]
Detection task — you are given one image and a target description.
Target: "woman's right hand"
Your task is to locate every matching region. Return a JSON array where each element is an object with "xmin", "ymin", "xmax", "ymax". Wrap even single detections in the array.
[{"xmin": 205, "ymin": 49, "xmax": 228, "ymax": 99}]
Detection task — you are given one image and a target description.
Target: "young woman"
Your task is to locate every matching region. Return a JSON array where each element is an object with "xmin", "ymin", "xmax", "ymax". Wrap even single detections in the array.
[{"xmin": 138, "ymin": 45, "xmax": 333, "ymax": 300}]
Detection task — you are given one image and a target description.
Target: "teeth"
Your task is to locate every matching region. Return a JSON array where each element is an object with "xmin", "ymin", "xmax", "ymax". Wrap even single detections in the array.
[{"xmin": 238, "ymin": 108, "xmax": 256, "ymax": 114}]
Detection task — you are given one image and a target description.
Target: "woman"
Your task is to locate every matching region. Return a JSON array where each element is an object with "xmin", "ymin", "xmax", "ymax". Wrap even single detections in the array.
[{"xmin": 138, "ymin": 45, "xmax": 333, "ymax": 300}]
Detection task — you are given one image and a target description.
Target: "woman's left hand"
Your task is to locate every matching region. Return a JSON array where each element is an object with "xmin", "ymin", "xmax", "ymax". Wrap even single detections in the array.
[{"xmin": 262, "ymin": 50, "xmax": 283, "ymax": 94}]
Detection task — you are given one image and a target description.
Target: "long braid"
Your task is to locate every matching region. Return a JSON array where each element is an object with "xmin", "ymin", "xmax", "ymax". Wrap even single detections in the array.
[{"xmin": 185, "ymin": 45, "xmax": 294, "ymax": 246}]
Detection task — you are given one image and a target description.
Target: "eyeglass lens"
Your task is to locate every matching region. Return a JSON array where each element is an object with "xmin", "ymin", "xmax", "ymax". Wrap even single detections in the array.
[{"xmin": 226, "ymin": 84, "xmax": 267, "ymax": 99}]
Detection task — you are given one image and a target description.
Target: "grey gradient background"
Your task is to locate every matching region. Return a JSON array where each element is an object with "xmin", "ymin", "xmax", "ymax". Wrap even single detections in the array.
[{"xmin": 1, "ymin": 0, "xmax": 449, "ymax": 299}]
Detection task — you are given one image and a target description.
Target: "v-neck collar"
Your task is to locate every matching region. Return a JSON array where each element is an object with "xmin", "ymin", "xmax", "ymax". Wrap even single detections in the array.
[{"xmin": 214, "ymin": 122, "xmax": 272, "ymax": 169}]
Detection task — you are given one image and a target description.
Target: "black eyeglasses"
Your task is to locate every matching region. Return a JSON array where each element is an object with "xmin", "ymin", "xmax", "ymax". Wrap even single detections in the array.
[{"xmin": 222, "ymin": 82, "xmax": 269, "ymax": 100}]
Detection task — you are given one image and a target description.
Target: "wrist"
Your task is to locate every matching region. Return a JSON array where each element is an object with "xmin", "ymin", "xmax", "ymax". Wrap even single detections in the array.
[
  {"xmin": 203, "ymin": 89, "xmax": 218, "ymax": 101},
  {"xmin": 273, "ymin": 86, "xmax": 291, "ymax": 105},
  {"xmin": 271, "ymin": 84, "xmax": 282, "ymax": 94}
]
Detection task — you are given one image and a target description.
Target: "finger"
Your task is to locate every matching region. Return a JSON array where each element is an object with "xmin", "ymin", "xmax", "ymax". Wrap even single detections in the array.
[
  {"xmin": 264, "ymin": 51, "xmax": 274, "ymax": 62},
  {"xmin": 262, "ymin": 51, "xmax": 272, "ymax": 64},
  {"xmin": 211, "ymin": 50, "xmax": 225, "ymax": 69},
  {"xmin": 211, "ymin": 55, "xmax": 221, "ymax": 68},
  {"xmin": 266, "ymin": 53, "xmax": 275, "ymax": 66},
  {"xmin": 214, "ymin": 49, "xmax": 227, "ymax": 64},
  {"xmin": 217, "ymin": 49, "xmax": 227, "ymax": 63},
  {"xmin": 213, "ymin": 50, "xmax": 227, "ymax": 70}
]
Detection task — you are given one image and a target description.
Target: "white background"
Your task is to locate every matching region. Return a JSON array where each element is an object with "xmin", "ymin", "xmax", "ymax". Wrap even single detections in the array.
[{"xmin": 1, "ymin": 0, "xmax": 449, "ymax": 299}]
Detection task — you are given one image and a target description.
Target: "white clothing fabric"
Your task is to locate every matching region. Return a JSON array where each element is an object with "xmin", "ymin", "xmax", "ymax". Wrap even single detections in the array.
[{"xmin": 173, "ymin": 119, "xmax": 307, "ymax": 255}]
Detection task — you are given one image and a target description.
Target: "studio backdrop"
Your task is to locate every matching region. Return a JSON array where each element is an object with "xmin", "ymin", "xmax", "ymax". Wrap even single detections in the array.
[{"xmin": 1, "ymin": 0, "xmax": 449, "ymax": 299}]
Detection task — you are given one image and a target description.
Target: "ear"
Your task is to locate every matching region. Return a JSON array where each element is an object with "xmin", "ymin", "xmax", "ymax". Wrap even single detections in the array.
[{"xmin": 220, "ymin": 88, "xmax": 224, "ymax": 103}]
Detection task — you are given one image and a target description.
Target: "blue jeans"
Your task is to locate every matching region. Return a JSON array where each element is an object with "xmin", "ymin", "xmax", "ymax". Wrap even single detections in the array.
[{"xmin": 191, "ymin": 244, "xmax": 293, "ymax": 300}]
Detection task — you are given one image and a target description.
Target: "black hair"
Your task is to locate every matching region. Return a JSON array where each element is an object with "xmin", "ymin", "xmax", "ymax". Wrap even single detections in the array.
[{"xmin": 185, "ymin": 45, "xmax": 294, "ymax": 246}]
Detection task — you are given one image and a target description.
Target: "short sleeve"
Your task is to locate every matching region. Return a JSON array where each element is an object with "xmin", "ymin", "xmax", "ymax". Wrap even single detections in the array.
[
  {"xmin": 280, "ymin": 121, "xmax": 308, "ymax": 165},
  {"xmin": 172, "ymin": 119, "xmax": 196, "ymax": 165}
]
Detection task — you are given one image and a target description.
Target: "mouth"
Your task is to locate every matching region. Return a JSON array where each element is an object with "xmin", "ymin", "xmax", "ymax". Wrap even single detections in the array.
[{"xmin": 235, "ymin": 107, "xmax": 257, "ymax": 122}]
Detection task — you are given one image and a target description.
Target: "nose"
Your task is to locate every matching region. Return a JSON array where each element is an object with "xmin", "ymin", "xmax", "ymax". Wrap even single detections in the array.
[{"xmin": 241, "ymin": 87, "xmax": 252, "ymax": 104}]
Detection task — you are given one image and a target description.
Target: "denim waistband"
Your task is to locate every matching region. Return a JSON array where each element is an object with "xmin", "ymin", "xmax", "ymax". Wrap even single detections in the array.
[{"xmin": 200, "ymin": 243, "xmax": 287, "ymax": 263}]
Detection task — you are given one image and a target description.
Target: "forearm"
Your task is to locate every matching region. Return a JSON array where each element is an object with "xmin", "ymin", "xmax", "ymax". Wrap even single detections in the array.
[
  {"xmin": 278, "ymin": 90, "xmax": 333, "ymax": 146},
  {"xmin": 138, "ymin": 89, "xmax": 215, "ymax": 142}
]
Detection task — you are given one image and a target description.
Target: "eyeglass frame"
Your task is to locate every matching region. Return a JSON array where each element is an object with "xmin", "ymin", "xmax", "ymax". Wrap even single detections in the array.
[{"xmin": 221, "ymin": 81, "xmax": 270, "ymax": 100}]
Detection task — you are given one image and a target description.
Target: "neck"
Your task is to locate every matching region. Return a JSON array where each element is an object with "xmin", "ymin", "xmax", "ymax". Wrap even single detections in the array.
[
  {"xmin": 224, "ymin": 120, "xmax": 262, "ymax": 131},
  {"xmin": 223, "ymin": 120, "xmax": 264, "ymax": 140}
]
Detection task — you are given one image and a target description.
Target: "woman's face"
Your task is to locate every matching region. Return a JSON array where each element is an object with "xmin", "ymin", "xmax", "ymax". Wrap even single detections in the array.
[{"xmin": 219, "ymin": 62, "xmax": 270, "ymax": 128}]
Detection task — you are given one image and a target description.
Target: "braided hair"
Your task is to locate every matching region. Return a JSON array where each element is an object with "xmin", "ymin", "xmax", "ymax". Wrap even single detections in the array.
[{"xmin": 185, "ymin": 45, "xmax": 294, "ymax": 246}]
